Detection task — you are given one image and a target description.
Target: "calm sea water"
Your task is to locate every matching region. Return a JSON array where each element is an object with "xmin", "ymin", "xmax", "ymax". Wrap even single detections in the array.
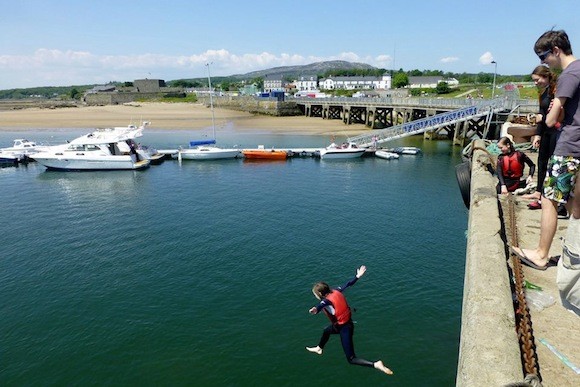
[{"xmin": 1, "ymin": 129, "xmax": 467, "ymax": 386}]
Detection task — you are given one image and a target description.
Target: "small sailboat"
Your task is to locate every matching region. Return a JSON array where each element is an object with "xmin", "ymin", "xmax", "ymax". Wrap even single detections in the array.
[{"xmin": 178, "ymin": 63, "xmax": 240, "ymax": 161}]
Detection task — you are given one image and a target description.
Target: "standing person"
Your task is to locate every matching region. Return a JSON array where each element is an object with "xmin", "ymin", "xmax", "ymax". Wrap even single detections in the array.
[
  {"xmin": 496, "ymin": 136, "xmax": 536, "ymax": 195},
  {"xmin": 511, "ymin": 29, "xmax": 579, "ymax": 280},
  {"xmin": 524, "ymin": 65, "xmax": 560, "ymax": 210},
  {"xmin": 306, "ymin": 265, "xmax": 393, "ymax": 375}
]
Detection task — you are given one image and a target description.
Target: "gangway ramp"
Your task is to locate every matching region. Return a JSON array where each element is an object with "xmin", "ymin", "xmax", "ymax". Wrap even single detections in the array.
[{"xmin": 348, "ymin": 101, "xmax": 506, "ymax": 148}]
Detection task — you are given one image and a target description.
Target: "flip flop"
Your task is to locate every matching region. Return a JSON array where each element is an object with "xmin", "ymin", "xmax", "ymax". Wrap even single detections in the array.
[{"xmin": 509, "ymin": 246, "xmax": 548, "ymax": 271}]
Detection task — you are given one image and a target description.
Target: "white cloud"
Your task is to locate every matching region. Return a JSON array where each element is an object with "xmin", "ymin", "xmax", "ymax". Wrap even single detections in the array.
[
  {"xmin": 479, "ymin": 51, "xmax": 494, "ymax": 65},
  {"xmin": 440, "ymin": 56, "xmax": 459, "ymax": 63},
  {"xmin": 373, "ymin": 54, "xmax": 393, "ymax": 68},
  {"xmin": 0, "ymin": 48, "xmax": 397, "ymax": 88}
]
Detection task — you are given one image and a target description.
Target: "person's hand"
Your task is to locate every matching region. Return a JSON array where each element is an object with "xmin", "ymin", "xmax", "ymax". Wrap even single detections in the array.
[
  {"xmin": 532, "ymin": 135, "xmax": 540, "ymax": 149},
  {"xmin": 356, "ymin": 265, "xmax": 367, "ymax": 278},
  {"xmin": 501, "ymin": 185, "xmax": 508, "ymax": 195},
  {"xmin": 309, "ymin": 307, "xmax": 318, "ymax": 314}
]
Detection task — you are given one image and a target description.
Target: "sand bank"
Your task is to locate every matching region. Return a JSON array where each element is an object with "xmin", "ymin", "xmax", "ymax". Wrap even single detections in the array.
[{"xmin": 0, "ymin": 102, "xmax": 368, "ymax": 137}]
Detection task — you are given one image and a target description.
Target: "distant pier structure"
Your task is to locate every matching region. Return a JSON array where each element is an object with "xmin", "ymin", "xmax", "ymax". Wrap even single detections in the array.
[{"xmin": 294, "ymin": 96, "xmax": 537, "ymax": 145}]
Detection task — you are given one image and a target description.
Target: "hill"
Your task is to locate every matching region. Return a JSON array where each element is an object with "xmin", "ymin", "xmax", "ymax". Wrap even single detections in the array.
[
  {"xmin": 0, "ymin": 61, "xmax": 379, "ymax": 99},
  {"xmin": 229, "ymin": 60, "xmax": 377, "ymax": 79}
]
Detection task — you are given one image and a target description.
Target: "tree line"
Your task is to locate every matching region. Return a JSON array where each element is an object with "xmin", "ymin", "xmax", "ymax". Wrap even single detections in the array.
[{"xmin": 0, "ymin": 68, "xmax": 533, "ymax": 100}]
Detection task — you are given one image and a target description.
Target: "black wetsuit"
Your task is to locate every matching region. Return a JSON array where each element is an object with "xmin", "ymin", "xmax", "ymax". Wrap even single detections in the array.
[{"xmin": 313, "ymin": 276, "xmax": 376, "ymax": 368}]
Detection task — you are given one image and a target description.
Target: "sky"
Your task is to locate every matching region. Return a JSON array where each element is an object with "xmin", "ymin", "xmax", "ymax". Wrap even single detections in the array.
[{"xmin": 1, "ymin": 0, "xmax": 579, "ymax": 89}]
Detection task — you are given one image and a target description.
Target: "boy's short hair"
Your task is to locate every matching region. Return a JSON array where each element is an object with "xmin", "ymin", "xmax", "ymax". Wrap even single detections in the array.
[{"xmin": 535, "ymin": 29, "xmax": 573, "ymax": 56}]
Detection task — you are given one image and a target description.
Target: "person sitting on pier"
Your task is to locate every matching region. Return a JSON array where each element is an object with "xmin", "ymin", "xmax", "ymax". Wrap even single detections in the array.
[
  {"xmin": 496, "ymin": 136, "xmax": 536, "ymax": 195},
  {"xmin": 306, "ymin": 265, "xmax": 393, "ymax": 376}
]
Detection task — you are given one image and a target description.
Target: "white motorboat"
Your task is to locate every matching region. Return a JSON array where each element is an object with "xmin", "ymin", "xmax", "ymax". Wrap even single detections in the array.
[
  {"xmin": 392, "ymin": 146, "xmax": 421, "ymax": 155},
  {"xmin": 31, "ymin": 126, "xmax": 150, "ymax": 171},
  {"xmin": 375, "ymin": 150, "xmax": 399, "ymax": 160},
  {"xmin": 319, "ymin": 142, "xmax": 366, "ymax": 159},
  {"xmin": 0, "ymin": 152, "xmax": 20, "ymax": 165},
  {"xmin": 0, "ymin": 138, "xmax": 49, "ymax": 163},
  {"xmin": 1, "ymin": 139, "xmax": 46, "ymax": 154},
  {"xmin": 177, "ymin": 63, "xmax": 240, "ymax": 161}
]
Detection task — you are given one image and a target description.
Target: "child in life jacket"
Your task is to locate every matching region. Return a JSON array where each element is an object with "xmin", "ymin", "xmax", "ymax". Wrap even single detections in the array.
[
  {"xmin": 306, "ymin": 265, "xmax": 393, "ymax": 375},
  {"xmin": 496, "ymin": 136, "xmax": 536, "ymax": 195}
]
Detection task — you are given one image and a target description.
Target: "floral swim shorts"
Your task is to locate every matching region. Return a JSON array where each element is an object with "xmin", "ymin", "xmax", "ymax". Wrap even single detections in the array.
[{"xmin": 543, "ymin": 155, "xmax": 580, "ymax": 203}]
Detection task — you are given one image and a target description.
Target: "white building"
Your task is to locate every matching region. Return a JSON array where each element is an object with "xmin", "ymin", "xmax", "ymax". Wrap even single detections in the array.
[
  {"xmin": 294, "ymin": 74, "xmax": 318, "ymax": 91},
  {"xmin": 319, "ymin": 73, "xmax": 392, "ymax": 90},
  {"xmin": 263, "ymin": 74, "xmax": 284, "ymax": 92},
  {"xmin": 407, "ymin": 76, "xmax": 459, "ymax": 88}
]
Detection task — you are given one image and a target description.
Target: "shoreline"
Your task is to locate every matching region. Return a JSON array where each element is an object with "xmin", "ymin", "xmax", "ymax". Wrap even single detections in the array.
[{"xmin": 0, "ymin": 102, "xmax": 369, "ymax": 137}]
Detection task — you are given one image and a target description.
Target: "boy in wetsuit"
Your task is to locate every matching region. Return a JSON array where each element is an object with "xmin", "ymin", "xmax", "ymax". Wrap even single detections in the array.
[{"xmin": 306, "ymin": 265, "xmax": 393, "ymax": 375}]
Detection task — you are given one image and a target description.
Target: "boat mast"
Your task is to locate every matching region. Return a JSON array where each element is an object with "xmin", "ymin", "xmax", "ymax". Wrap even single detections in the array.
[{"xmin": 206, "ymin": 62, "xmax": 216, "ymax": 140}]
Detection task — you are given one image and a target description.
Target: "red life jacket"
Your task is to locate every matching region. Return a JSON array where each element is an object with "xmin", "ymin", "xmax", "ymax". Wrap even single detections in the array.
[
  {"xmin": 501, "ymin": 151, "xmax": 524, "ymax": 179},
  {"xmin": 323, "ymin": 290, "xmax": 351, "ymax": 325}
]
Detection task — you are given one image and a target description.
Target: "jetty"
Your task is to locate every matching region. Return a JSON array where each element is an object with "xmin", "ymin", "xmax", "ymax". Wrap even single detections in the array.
[{"xmin": 458, "ymin": 140, "xmax": 579, "ymax": 386}]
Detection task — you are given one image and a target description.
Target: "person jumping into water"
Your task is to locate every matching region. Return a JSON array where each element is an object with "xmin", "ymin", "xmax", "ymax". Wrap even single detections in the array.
[{"xmin": 306, "ymin": 265, "xmax": 393, "ymax": 375}]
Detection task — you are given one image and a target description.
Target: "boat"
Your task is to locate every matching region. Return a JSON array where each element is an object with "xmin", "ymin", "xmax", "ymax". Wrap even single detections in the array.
[
  {"xmin": 318, "ymin": 142, "xmax": 366, "ymax": 159},
  {"xmin": 0, "ymin": 138, "xmax": 49, "ymax": 164},
  {"xmin": 179, "ymin": 140, "xmax": 240, "ymax": 160},
  {"xmin": 391, "ymin": 146, "xmax": 422, "ymax": 155},
  {"xmin": 1, "ymin": 138, "xmax": 46, "ymax": 154},
  {"xmin": 242, "ymin": 149, "xmax": 289, "ymax": 160},
  {"xmin": 127, "ymin": 123, "xmax": 165, "ymax": 165},
  {"xmin": 375, "ymin": 150, "xmax": 400, "ymax": 160},
  {"xmin": 177, "ymin": 63, "xmax": 240, "ymax": 161},
  {"xmin": 0, "ymin": 152, "xmax": 20, "ymax": 166},
  {"xmin": 31, "ymin": 126, "xmax": 150, "ymax": 171},
  {"xmin": 136, "ymin": 143, "xmax": 165, "ymax": 164}
]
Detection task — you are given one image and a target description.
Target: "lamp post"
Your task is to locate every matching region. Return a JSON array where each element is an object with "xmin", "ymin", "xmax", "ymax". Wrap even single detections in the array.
[{"xmin": 491, "ymin": 60, "xmax": 497, "ymax": 99}]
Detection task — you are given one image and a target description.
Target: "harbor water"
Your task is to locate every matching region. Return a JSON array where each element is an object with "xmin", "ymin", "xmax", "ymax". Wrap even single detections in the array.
[{"xmin": 1, "ymin": 130, "xmax": 468, "ymax": 386}]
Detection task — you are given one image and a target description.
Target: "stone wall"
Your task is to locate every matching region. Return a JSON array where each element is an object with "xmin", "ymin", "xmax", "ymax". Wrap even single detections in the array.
[
  {"xmin": 84, "ymin": 92, "xmax": 164, "ymax": 106},
  {"xmin": 456, "ymin": 140, "xmax": 522, "ymax": 386},
  {"xmin": 200, "ymin": 96, "xmax": 301, "ymax": 116}
]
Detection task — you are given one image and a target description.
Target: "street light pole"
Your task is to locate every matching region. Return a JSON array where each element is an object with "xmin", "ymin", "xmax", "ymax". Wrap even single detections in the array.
[{"xmin": 491, "ymin": 60, "xmax": 497, "ymax": 99}]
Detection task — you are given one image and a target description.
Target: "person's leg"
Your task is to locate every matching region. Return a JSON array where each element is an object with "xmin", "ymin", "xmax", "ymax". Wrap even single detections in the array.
[
  {"xmin": 570, "ymin": 166, "xmax": 580, "ymax": 220},
  {"xmin": 338, "ymin": 321, "xmax": 372, "ymax": 367},
  {"xmin": 306, "ymin": 324, "xmax": 336, "ymax": 355},
  {"xmin": 512, "ymin": 156, "xmax": 565, "ymax": 267},
  {"xmin": 338, "ymin": 322, "xmax": 393, "ymax": 374}
]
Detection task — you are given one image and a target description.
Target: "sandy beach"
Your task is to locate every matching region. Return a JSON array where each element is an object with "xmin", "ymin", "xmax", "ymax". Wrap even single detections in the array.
[{"xmin": 0, "ymin": 102, "xmax": 368, "ymax": 137}]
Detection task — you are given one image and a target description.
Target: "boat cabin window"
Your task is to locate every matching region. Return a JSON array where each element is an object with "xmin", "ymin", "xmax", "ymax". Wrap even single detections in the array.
[
  {"xmin": 67, "ymin": 144, "xmax": 85, "ymax": 151},
  {"xmin": 85, "ymin": 144, "xmax": 100, "ymax": 151}
]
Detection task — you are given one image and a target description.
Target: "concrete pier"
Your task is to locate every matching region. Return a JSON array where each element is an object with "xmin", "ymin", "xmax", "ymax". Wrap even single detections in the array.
[{"xmin": 457, "ymin": 140, "xmax": 579, "ymax": 386}]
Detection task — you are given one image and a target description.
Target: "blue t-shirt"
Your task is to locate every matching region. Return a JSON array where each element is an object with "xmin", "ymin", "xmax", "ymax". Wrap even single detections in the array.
[{"xmin": 554, "ymin": 60, "xmax": 580, "ymax": 157}]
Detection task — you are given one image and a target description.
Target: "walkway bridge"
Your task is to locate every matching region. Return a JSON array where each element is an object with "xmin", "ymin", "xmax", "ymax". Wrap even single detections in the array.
[{"xmin": 348, "ymin": 99, "xmax": 509, "ymax": 148}]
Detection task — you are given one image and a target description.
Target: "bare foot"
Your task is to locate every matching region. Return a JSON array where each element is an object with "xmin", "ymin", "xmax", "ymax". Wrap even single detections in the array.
[
  {"xmin": 306, "ymin": 346, "xmax": 323, "ymax": 355},
  {"xmin": 510, "ymin": 246, "xmax": 549, "ymax": 269},
  {"xmin": 374, "ymin": 360, "xmax": 393, "ymax": 375}
]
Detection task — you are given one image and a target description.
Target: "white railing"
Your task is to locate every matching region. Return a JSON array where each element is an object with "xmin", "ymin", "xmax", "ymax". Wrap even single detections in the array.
[{"xmin": 349, "ymin": 101, "xmax": 508, "ymax": 147}]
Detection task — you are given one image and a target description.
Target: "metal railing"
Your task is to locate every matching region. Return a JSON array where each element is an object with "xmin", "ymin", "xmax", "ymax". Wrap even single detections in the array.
[{"xmin": 348, "ymin": 100, "xmax": 508, "ymax": 147}]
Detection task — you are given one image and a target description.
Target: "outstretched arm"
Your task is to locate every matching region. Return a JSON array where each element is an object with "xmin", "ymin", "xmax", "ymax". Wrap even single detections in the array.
[{"xmin": 310, "ymin": 265, "xmax": 367, "ymax": 314}]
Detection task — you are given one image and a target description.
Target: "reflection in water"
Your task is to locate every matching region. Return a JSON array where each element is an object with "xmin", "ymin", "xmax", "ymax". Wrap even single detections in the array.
[{"xmin": 37, "ymin": 170, "xmax": 144, "ymax": 204}]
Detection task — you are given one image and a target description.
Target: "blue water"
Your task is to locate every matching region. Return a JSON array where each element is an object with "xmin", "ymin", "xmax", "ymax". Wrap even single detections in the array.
[{"xmin": 1, "ymin": 130, "xmax": 467, "ymax": 386}]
